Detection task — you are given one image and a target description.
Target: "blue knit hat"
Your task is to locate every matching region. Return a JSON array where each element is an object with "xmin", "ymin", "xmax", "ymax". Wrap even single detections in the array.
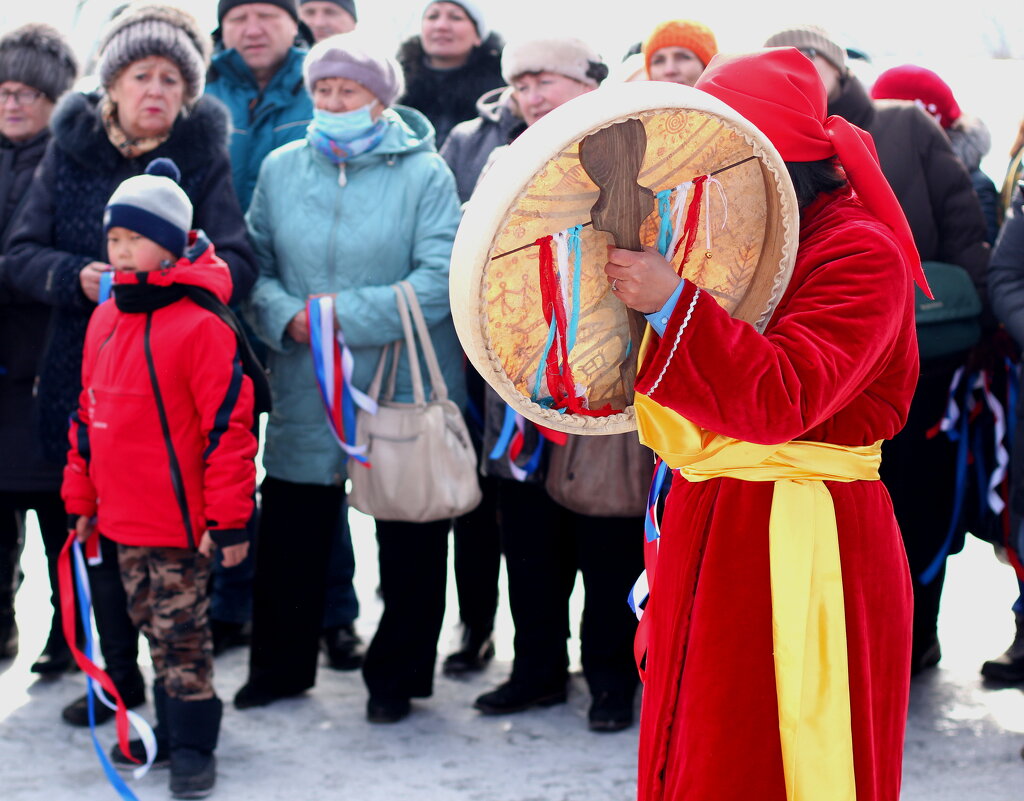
[{"xmin": 104, "ymin": 158, "xmax": 193, "ymax": 257}]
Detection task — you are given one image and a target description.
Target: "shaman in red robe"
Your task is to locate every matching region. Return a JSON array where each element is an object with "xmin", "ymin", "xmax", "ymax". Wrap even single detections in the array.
[{"xmin": 633, "ymin": 182, "xmax": 917, "ymax": 801}]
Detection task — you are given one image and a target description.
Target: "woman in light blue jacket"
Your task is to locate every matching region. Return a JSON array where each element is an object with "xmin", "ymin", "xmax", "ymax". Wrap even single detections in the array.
[{"xmin": 237, "ymin": 32, "xmax": 464, "ymax": 723}]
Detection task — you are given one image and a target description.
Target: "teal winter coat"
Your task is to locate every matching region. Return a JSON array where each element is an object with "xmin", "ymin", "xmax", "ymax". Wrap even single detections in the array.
[
  {"xmin": 244, "ymin": 106, "xmax": 465, "ymax": 486},
  {"xmin": 205, "ymin": 47, "xmax": 312, "ymax": 209}
]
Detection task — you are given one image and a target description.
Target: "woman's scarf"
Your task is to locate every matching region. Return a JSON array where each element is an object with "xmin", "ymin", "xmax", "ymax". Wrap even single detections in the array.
[{"xmin": 101, "ymin": 97, "xmax": 171, "ymax": 159}]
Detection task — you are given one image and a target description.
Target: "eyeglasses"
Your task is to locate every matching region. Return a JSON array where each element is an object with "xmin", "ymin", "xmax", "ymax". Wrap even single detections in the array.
[{"xmin": 0, "ymin": 88, "xmax": 43, "ymax": 106}]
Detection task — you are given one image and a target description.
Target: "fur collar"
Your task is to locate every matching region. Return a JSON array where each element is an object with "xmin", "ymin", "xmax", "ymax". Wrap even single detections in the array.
[{"xmin": 49, "ymin": 92, "xmax": 231, "ymax": 174}]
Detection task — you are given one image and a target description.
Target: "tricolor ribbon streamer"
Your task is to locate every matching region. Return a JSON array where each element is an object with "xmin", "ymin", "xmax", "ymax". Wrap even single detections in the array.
[
  {"xmin": 920, "ymin": 366, "xmax": 1014, "ymax": 584},
  {"xmin": 58, "ymin": 533, "xmax": 157, "ymax": 799},
  {"xmin": 489, "ymin": 403, "xmax": 569, "ymax": 480},
  {"xmin": 307, "ymin": 296, "xmax": 377, "ymax": 465},
  {"xmin": 627, "ymin": 458, "xmax": 670, "ymax": 623}
]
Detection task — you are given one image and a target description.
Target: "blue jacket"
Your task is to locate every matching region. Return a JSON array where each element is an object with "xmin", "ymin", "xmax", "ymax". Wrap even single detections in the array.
[
  {"xmin": 205, "ymin": 46, "xmax": 312, "ymax": 210},
  {"xmin": 243, "ymin": 105, "xmax": 465, "ymax": 485}
]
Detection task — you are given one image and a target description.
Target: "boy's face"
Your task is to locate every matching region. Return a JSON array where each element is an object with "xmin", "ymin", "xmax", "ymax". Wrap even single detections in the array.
[{"xmin": 106, "ymin": 227, "xmax": 176, "ymax": 273}]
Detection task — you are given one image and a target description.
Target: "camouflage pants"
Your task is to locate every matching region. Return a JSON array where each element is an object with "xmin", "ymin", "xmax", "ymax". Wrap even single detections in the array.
[{"xmin": 117, "ymin": 545, "xmax": 214, "ymax": 701}]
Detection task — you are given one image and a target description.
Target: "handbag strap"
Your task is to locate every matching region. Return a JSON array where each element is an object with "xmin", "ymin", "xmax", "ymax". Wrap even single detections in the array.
[
  {"xmin": 396, "ymin": 280, "xmax": 449, "ymax": 402},
  {"xmin": 391, "ymin": 284, "xmax": 428, "ymax": 405},
  {"xmin": 366, "ymin": 341, "xmax": 404, "ymax": 404}
]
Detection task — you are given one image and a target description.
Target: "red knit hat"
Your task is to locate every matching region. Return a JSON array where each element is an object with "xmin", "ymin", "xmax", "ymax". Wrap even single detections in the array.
[
  {"xmin": 695, "ymin": 47, "xmax": 929, "ymax": 296},
  {"xmin": 643, "ymin": 20, "xmax": 718, "ymax": 77},
  {"xmin": 870, "ymin": 65, "xmax": 961, "ymax": 129}
]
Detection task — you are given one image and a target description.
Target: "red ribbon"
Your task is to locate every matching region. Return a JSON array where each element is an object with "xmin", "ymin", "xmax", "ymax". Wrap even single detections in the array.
[
  {"xmin": 535, "ymin": 236, "xmax": 616, "ymax": 417},
  {"xmin": 673, "ymin": 175, "xmax": 708, "ymax": 271},
  {"xmin": 58, "ymin": 531, "xmax": 137, "ymax": 764}
]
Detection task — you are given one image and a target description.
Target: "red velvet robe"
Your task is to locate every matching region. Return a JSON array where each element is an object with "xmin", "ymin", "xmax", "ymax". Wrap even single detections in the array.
[{"xmin": 634, "ymin": 187, "xmax": 917, "ymax": 801}]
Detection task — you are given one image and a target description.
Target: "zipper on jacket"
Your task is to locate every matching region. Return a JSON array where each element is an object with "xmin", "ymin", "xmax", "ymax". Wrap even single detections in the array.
[
  {"xmin": 143, "ymin": 312, "xmax": 197, "ymax": 549},
  {"xmin": 325, "ymin": 181, "xmax": 343, "ymax": 288}
]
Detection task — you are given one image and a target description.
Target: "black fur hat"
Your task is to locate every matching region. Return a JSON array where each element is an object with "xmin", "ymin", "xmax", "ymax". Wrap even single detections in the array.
[{"xmin": 0, "ymin": 23, "xmax": 78, "ymax": 102}]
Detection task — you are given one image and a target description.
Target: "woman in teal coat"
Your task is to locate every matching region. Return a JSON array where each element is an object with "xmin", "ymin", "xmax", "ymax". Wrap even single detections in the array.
[{"xmin": 237, "ymin": 32, "xmax": 464, "ymax": 722}]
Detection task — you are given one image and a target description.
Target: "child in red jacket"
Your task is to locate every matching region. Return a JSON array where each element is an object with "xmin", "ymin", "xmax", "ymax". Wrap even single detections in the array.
[{"xmin": 62, "ymin": 158, "xmax": 257, "ymax": 800}]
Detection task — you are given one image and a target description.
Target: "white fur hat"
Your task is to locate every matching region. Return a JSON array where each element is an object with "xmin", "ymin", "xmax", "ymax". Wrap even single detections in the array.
[{"xmin": 501, "ymin": 37, "xmax": 607, "ymax": 87}]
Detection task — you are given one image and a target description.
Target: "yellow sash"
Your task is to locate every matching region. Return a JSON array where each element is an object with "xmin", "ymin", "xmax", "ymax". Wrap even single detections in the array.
[{"xmin": 635, "ymin": 388, "xmax": 878, "ymax": 801}]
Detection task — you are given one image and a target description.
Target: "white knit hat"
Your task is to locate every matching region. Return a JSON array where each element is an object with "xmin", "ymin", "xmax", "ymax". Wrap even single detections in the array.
[{"xmin": 501, "ymin": 37, "xmax": 607, "ymax": 87}]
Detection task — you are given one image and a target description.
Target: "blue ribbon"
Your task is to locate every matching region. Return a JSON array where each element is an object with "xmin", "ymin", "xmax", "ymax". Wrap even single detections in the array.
[
  {"xmin": 490, "ymin": 404, "xmax": 518, "ymax": 461},
  {"xmin": 920, "ymin": 372, "xmax": 974, "ymax": 585},
  {"xmin": 644, "ymin": 459, "xmax": 670, "ymax": 543},
  {"xmin": 1008, "ymin": 358, "xmax": 1019, "ymax": 455},
  {"xmin": 98, "ymin": 272, "xmax": 113, "ymax": 304},
  {"xmin": 656, "ymin": 188, "xmax": 674, "ymax": 257},
  {"xmin": 72, "ymin": 541, "xmax": 142, "ymax": 801}
]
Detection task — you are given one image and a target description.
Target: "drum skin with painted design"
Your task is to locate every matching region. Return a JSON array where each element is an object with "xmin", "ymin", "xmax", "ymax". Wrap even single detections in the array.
[{"xmin": 450, "ymin": 81, "xmax": 799, "ymax": 435}]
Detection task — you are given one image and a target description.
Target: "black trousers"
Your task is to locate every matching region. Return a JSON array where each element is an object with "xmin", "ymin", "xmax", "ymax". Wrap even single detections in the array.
[
  {"xmin": 362, "ymin": 517, "xmax": 450, "ymax": 700},
  {"xmin": 498, "ymin": 480, "xmax": 644, "ymax": 696},
  {"xmin": 0, "ymin": 490, "xmax": 67, "ymax": 632},
  {"xmin": 451, "ymin": 475, "xmax": 500, "ymax": 635},
  {"xmin": 881, "ymin": 359, "xmax": 961, "ymax": 663},
  {"xmin": 89, "ymin": 534, "xmax": 144, "ymax": 692},
  {"xmin": 247, "ymin": 477, "xmax": 343, "ymax": 694}
]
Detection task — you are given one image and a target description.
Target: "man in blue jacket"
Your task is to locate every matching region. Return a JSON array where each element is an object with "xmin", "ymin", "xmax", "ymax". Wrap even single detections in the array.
[{"xmin": 206, "ymin": 0, "xmax": 312, "ymax": 211}]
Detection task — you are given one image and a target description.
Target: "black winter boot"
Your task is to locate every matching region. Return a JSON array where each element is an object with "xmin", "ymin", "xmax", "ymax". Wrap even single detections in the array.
[
  {"xmin": 442, "ymin": 626, "xmax": 495, "ymax": 676},
  {"xmin": 0, "ymin": 612, "xmax": 16, "ymax": 661},
  {"xmin": 31, "ymin": 621, "xmax": 73, "ymax": 675},
  {"xmin": 166, "ymin": 695, "xmax": 222, "ymax": 799},
  {"xmin": 0, "ymin": 516, "xmax": 21, "ymax": 660},
  {"xmin": 981, "ymin": 613, "xmax": 1024, "ymax": 683},
  {"xmin": 62, "ymin": 668, "xmax": 146, "ymax": 727},
  {"xmin": 110, "ymin": 683, "xmax": 171, "ymax": 770}
]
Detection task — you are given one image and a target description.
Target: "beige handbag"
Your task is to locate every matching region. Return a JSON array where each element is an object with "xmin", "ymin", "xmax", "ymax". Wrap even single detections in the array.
[{"xmin": 348, "ymin": 281, "xmax": 482, "ymax": 523}]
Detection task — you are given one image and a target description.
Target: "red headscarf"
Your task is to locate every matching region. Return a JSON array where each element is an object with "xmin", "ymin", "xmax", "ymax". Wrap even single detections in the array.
[{"xmin": 695, "ymin": 47, "xmax": 930, "ymax": 297}]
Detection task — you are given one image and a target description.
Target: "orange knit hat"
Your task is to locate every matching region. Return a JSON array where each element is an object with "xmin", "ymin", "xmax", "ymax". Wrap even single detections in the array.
[{"xmin": 643, "ymin": 20, "xmax": 718, "ymax": 76}]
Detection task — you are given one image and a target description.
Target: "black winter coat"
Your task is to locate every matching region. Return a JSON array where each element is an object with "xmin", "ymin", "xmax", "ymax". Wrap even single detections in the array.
[
  {"xmin": 5, "ymin": 92, "xmax": 256, "ymax": 463},
  {"xmin": 397, "ymin": 33, "xmax": 505, "ymax": 149},
  {"xmin": 0, "ymin": 130, "xmax": 59, "ymax": 491},
  {"xmin": 828, "ymin": 76, "xmax": 990, "ymax": 291}
]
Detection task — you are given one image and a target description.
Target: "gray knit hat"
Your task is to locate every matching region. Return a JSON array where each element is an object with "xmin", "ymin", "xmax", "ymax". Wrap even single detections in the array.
[
  {"xmin": 97, "ymin": 4, "xmax": 211, "ymax": 104},
  {"xmin": 104, "ymin": 158, "xmax": 193, "ymax": 258},
  {"xmin": 501, "ymin": 37, "xmax": 608, "ymax": 88},
  {"xmin": 303, "ymin": 32, "xmax": 404, "ymax": 106},
  {"xmin": 422, "ymin": 1, "xmax": 488, "ymax": 41},
  {"xmin": 0, "ymin": 23, "xmax": 78, "ymax": 102},
  {"xmin": 764, "ymin": 25, "xmax": 847, "ymax": 73}
]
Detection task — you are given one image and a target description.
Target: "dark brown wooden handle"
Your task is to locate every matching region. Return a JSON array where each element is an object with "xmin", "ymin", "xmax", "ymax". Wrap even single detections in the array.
[{"xmin": 579, "ymin": 119, "xmax": 655, "ymax": 252}]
